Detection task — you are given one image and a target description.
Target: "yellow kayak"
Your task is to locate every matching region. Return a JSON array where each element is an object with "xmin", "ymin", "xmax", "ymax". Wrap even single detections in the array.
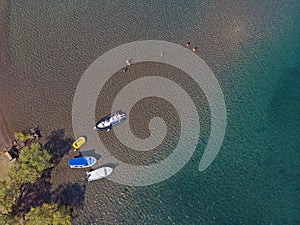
[{"xmin": 72, "ymin": 137, "xmax": 86, "ymax": 149}]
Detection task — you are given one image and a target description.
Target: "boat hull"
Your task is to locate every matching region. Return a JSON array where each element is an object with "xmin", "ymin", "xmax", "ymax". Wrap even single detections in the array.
[
  {"xmin": 94, "ymin": 111, "xmax": 126, "ymax": 131},
  {"xmin": 72, "ymin": 137, "xmax": 86, "ymax": 149},
  {"xmin": 87, "ymin": 167, "xmax": 113, "ymax": 182},
  {"xmin": 68, "ymin": 156, "xmax": 97, "ymax": 168}
]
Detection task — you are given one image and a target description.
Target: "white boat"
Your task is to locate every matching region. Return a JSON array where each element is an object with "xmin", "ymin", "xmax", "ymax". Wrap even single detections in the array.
[
  {"xmin": 87, "ymin": 167, "xmax": 113, "ymax": 182},
  {"xmin": 94, "ymin": 110, "xmax": 126, "ymax": 131}
]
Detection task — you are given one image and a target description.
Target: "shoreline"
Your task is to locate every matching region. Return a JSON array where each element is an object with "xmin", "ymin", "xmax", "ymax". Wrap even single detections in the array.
[
  {"xmin": 0, "ymin": 0, "xmax": 12, "ymax": 150},
  {"xmin": 0, "ymin": 105, "xmax": 11, "ymax": 150},
  {"xmin": 0, "ymin": 0, "xmax": 13, "ymax": 181}
]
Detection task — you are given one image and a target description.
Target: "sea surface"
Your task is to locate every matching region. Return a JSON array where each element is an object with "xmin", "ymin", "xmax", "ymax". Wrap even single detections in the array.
[{"xmin": 0, "ymin": 0, "xmax": 299, "ymax": 224}]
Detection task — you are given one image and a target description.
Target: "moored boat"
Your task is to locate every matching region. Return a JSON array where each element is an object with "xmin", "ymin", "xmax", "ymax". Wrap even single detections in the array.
[
  {"xmin": 72, "ymin": 137, "xmax": 86, "ymax": 150},
  {"xmin": 87, "ymin": 167, "xmax": 113, "ymax": 182},
  {"xmin": 94, "ymin": 110, "xmax": 126, "ymax": 131},
  {"xmin": 68, "ymin": 156, "xmax": 97, "ymax": 168}
]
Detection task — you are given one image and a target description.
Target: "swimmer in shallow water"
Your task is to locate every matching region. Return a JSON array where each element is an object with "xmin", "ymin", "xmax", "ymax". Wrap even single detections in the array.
[{"xmin": 126, "ymin": 59, "xmax": 132, "ymax": 66}]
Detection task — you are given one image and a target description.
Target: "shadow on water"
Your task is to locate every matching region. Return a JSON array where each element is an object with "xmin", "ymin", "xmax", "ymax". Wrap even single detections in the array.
[
  {"xmin": 44, "ymin": 129, "xmax": 73, "ymax": 164},
  {"xmin": 51, "ymin": 182, "xmax": 86, "ymax": 210},
  {"xmin": 80, "ymin": 149, "xmax": 101, "ymax": 160},
  {"xmin": 93, "ymin": 162, "xmax": 118, "ymax": 170},
  {"xmin": 13, "ymin": 169, "xmax": 52, "ymax": 214},
  {"xmin": 15, "ymin": 180, "xmax": 87, "ymax": 216}
]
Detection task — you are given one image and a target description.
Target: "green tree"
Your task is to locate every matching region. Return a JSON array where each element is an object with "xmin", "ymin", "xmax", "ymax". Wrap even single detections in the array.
[
  {"xmin": 13, "ymin": 132, "xmax": 32, "ymax": 142},
  {"xmin": 0, "ymin": 181, "xmax": 20, "ymax": 215},
  {"xmin": 9, "ymin": 143, "xmax": 53, "ymax": 186},
  {"xmin": 0, "ymin": 214, "xmax": 17, "ymax": 225},
  {"xmin": 24, "ymin": 203, "xmax": 71, "ymax": 225}
]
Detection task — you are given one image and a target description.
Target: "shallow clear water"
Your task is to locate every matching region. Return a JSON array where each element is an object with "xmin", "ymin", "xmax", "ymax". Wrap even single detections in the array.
[{"xmin": 0, "ymin": 0, "xmax": 299, "ymax": 224}]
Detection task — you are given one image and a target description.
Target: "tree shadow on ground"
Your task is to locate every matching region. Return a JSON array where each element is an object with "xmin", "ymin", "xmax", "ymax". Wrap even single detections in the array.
[
  {"xmin": 44, "ymin": 129, "xmax": 73, "ymax": 165},
  {"xmin": 51, "ymin": 182, "xmax": 86, "ymax": 210}
]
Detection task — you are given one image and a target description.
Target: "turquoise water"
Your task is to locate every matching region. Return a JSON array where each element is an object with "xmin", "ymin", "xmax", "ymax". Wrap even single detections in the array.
[
  {"xmin": 2, "ymin": 0, "xmax": 300, "ymax": 224},
  {"xmin": 117, "ymin": 4, "xmax": 300, "ymax": 224}
]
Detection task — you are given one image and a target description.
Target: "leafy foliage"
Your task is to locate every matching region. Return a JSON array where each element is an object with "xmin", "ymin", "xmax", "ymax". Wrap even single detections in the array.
[
  {"xmin": 9, "ymin": 143, "xmax": 53, "ymax": 186},
  {"xmin": 0, "ymin": 181, "xmax": 12, "ymax": 215},
  {"xmin": 0, "ymin": 181, "xmax": 20, "ymax": 215},
  {"xmin": 1, "ymin": 131, "xmax": 72, "ymax": 223},
  {"xmin": 13, "ymin": 132, "xmax": 32, "ymax": 142},
  {"xmin": 25, "ymin": 203, "xmax": 71, "ymax": 225},
  {"xmin": 0, "ymin": 213, "xmax": 17, "ymax": 225}
]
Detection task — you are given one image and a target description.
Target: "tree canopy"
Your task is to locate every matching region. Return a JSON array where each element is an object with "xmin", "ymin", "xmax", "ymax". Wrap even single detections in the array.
[
  {"xmin": 13, "ymin": 132, "xmax": 33, "ymax": 142},
  {"xmin": 1, "ymin": 131, "xmax": 72, "ymax": 224},
  {"xmin": 0, "ymin": 213, "xmax": 17, "ymax": 225},
  {"xmin": 24, "ymin": 203, "xmax": 71, "ymax": 225},
  {"xmin": 0, "ymin": 181, "xmax": 15, "ymax": 215},
  {"xmin": 9, "ymin": 143, "xmax": 53, "ymax": 186},
  {"xmin": 0, "ymin": 181, "xmax": 20, "ymax": 225}
]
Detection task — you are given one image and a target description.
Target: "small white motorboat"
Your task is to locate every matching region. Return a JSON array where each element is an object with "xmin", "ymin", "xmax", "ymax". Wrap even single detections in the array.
[
  {"xmin": 94, "ymin": 110, "xmax": 126, "ymax": 131},
  {"xmin": 87, "ymin": 167, "xmax": 113, "ymax": 182}
]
